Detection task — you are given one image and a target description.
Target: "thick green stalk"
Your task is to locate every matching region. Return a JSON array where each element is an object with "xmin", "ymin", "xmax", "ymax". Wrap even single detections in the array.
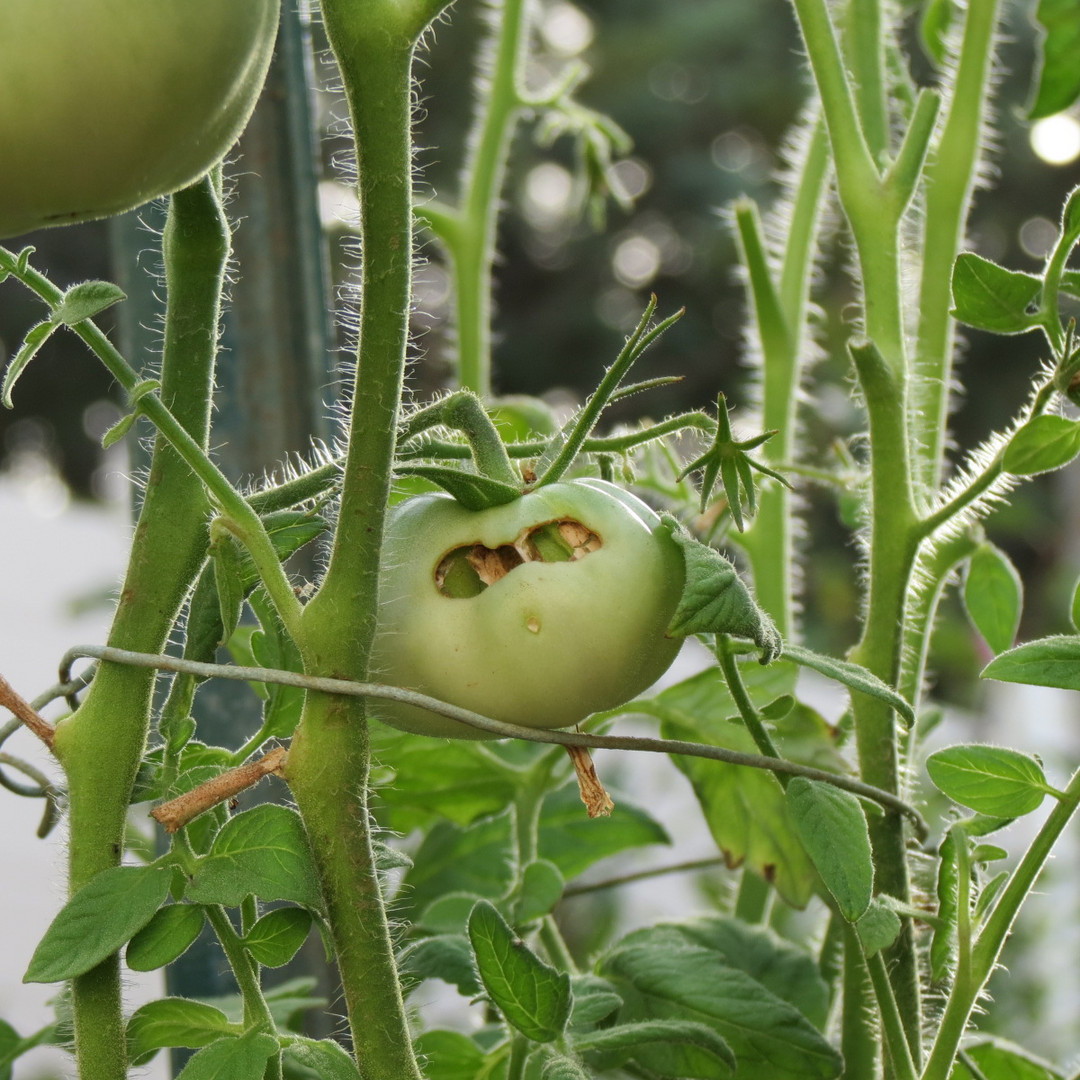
[
  {"xmin": 846, "ymin": 340, "xmax": 922, "ymax": 1057},
  {"xmin": 911, "ymin": 0, "xmax": 1002, "ymax": 496},
  {"xmin": 285, "ymin": 3, "xmax": 446, "ymax": 1076},
  {"xmin": 51, "ymin": 175, "xmax": 229, "ymax": 1080},
  {"xmin": 841, "ymin": 933, "xmax": 879, "ymax": 1080}
]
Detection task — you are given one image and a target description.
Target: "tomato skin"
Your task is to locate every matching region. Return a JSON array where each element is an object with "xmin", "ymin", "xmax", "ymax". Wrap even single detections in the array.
[
  {"xmin": 371, "ymin": 479, "xmax": 684, "ymax": 739},
  {"xmin": 0, "ymin": 0, "xmax": 280, "ymax": 239}
]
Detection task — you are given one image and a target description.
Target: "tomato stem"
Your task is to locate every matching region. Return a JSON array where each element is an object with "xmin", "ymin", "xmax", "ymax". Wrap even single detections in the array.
[{"xmin": 54, "ymin": 175, "xmax": 230, "ymax": 1080}]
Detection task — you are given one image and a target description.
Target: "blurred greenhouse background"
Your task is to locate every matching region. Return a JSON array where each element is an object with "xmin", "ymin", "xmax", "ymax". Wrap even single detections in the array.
[{"xmin": 4, "ymin": 0, "xmax": 1080, "ymax": 1075}]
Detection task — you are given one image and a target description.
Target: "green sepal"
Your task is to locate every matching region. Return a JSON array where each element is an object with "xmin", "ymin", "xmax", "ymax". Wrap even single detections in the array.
[
  {"xmin": 661, "ymin": 515, "xmax": 782, "ymax": 663},
  {"xmin": 395, "ymin": 465, "xmax": 522, "ymax": 510}
]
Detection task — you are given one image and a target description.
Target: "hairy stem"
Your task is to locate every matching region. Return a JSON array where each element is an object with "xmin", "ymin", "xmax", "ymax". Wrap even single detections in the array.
[
  {"xmin": 428, "ymin": 0, "xmax": 533, "ymax": 395},
  {"xmin": 285, "ymin": 2, "xmax": 448, "ymax": 1076},
  {"xmin": 911, "ymin": 0, "xmax": 1003, "ymax": 496},
  {"xmin": 736, "ymin": 116, "xmax": 831, "ymax": 635},
  {"xmin": 52, "ymin": 175, "xmax": 229, "ymax": 1080}
]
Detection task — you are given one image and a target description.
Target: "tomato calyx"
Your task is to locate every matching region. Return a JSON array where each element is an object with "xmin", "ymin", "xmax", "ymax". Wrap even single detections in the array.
[{"xmin": 435, "ymin": 518, "xmax": 602, "ymax": 597}]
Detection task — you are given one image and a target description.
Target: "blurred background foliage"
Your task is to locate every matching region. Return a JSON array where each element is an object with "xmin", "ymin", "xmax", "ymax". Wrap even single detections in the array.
[{"xmin": 2, "ymin": 0, "xmax": 1079, "ymax": 693}]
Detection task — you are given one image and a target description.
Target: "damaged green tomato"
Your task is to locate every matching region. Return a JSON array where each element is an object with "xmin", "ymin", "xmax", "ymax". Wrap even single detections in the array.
[{"xmin": 371, "ymin": 479, "xmax": 684, "ymax": 738}]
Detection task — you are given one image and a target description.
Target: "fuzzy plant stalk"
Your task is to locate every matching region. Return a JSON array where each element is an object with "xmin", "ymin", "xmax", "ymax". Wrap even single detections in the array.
[
  {"xmin": 910, "ymin": 0, "xmax": 1002, "ymax": 496},
  {"xmin": 789, "ymin": 0, "xmax": 942, "ymax": 1053},
  {"xmin": 417, "ymin": 0, "xmax": 533, "ymax": 396},
  {"xmin": 282, "ymin": 2, "xmax": 449, "ymax": 1076},
  {"xmin": 49, "ymin": 174, "xmax": 229, "ymax": 1080},
  {"xmin": 735, "ymin": 116, "xmax": 830, "ymax": 636}
]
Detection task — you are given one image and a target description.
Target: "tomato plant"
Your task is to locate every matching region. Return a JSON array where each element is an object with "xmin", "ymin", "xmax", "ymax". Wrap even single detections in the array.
[
  {"xmin": 0, "ymin": 0, "xmax": 280, "ymax": 238},
  {"xmin": 371, "ymin": 479, "xmax": 684, "ymax": 737}
]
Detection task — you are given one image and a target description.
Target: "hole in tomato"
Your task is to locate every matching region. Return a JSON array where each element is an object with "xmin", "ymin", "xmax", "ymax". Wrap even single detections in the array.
[{"xmin": 434, "ymin": 518, "xmax": 601, "ymax": 597}]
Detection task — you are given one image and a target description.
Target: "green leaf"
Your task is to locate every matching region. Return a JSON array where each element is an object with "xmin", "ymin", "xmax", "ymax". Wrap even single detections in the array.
[
  {"xmin": 370, "ymin": 728, "xmax": 523, "ymax": 832},
  {"xmin": 633, "ymin": 664, "xmax": 825, "ymax": 908},
  {"xmin": 1029, "ymin": 0, "xmax": 1080, "ymax": 118},
  {"xmin": 467, "ymin": 900, "xmax": 572, "ymax": 1043},
  {"xmin": 515, "ymin": 860, "xmax": 565, "ymax": 923},
  {"xmin": 1061, "ymin": 268, "xmax": 1080, "ymax": 300},
  {"xmin": 395, "ymin": 464, "xmax": 522, "ymax": 510},
  {"xmin": 783, "ymin": 644, "xmax": 914, "ymax": 728},
  {"xmin": 176, "ymin": 1031, "xmax": 279, "ymax": 1080},
  {"xmin": 54, "ymin": 280, "xmax": 126, "ymax": 325},
  {"xmin": 2, "ymin": 319, "xmax": 60, "ymax": 408},
  {"xmin": 0, "ymin": 1018, "xmax": 55, "ymax": 1080},
  {"xmin": 613, "ymin": 916, "xmax": 831, "ymax": 1031},
  {"xmin": 416, "ymin": 893, "xmax": 486, "ymax": 935},
  {"xmin": 243, "ymin": 907, "xmax": 313, "ymax": 968},
  {"xmin": 210, "ymin": 533, "xmax": 247, "ymax": 652},
  {"xmin": 601, "ymin": 943, "xmax": 843, "ymax": 1079},
  {"xmin": 126, "ymin": 998, "xmax": 237, "ymax": 1066},
  {"xmin": 568, "ymin": 975, "xmax": 623, "ymax": 1029},
  {"xmin": 538, "ymin": 783, "xmax": 669, "ymax": 881},
  {"xmin": 951, "ymin": 253, "xmax": 1042, "ymax": 334},
  {"xmin": 185, "ymin": 805, "xmax": 323, "ymax": 911},
  {"xmin": 412, "ymin": 1031, "xmax": 486, "ymax": 1080},
  {"xmin": 399, "ymin": 809, "xmax": 515, "ymax": 919},
  {"xmin": 662, "ymin": 516, "xmax": 782, "ymax": 661},
  {"xmin": 953, "ymin": 1036, "xmax": 1066, "ymax": 1079},
  {"xmin": 248, "ymin": 590, "xmax": 306, "ymax": 741},
  {"xmin": 125, "ymin": 903, "xmax": 204, "ymax": 972},
  {"xmin": 25, "ymin": 864, "xmax": 172, "ymax": 982},
  {"xmin": 964, "ymin": 543, "xmax": 1023, "ymax": 654},
  {"xmin": 983, "ymin": 634, "xmax": 1080, "ymax": 690},
  {"xmin": 400, "ymin": 934, "xmax": 483, "ymax": 996},
  {"xmin": 284, "ymin": 1036, "xmax": 363, "ymax": 1080},
  {"xmin": 926, "ymin": 745, "xmax": 1053, "ymax": 817},
  {"xmin": 1004, "ymin": 415, "xmax": 1080, "ymax": 476},
  {"xmin": 575, "ymin": 1020, "xmax": 735, "ymax": 1073},
  {"xmin": 1071, "ymin": 579, "xmax": 1080, "ymax": 632},
  {"xmin": 101, "ymin": 410, "xmax": 137, "ymax": 448},
  {"xmin": 855, "ymin": 899, "xmax": 901, "ymax": 958},
  {"xmin": 786, "ymin": 778, "xmax": 873, "ymax": 923},
  {"xmin": 0, "ymin": 1019, "xmax": 20, "ymax": 1080}
]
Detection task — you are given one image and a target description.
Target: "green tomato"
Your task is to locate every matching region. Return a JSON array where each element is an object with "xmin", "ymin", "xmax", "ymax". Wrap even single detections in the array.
[
  {"xmin": 371, "ymin": 479, "xmax": 684, "ymax": 739},
  {"xmin": 0, "ymin": 0, "xmax": 280, "ymax": 239}
]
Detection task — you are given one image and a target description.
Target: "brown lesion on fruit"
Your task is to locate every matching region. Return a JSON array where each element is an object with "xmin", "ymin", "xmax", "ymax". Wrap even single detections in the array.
[{"xmin": 435, "ymin": 518, "xmax": 601, "ymax": 597}]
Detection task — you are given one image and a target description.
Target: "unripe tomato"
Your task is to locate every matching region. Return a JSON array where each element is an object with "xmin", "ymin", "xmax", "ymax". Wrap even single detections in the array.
[
  {"xmin": 0, "ymin": 0, "xmax": 280, "ymax": 239},
  {"xmin": 371, "ymin": 479, "xmax": 684, "ymax": 739}
]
